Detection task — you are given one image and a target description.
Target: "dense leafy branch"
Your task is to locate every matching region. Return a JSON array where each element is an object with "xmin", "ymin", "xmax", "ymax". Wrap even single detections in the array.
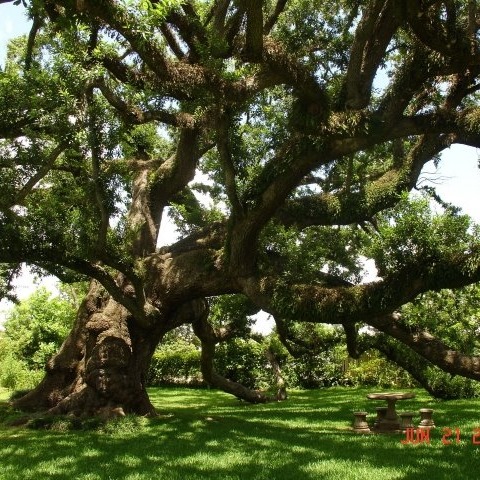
[{"xmin": 239, "ymin": 244, "xmax": 480, "ymax": 327}]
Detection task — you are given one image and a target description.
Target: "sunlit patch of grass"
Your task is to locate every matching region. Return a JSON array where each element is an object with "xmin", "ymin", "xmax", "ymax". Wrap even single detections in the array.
[
  {"xmin": 98, "ymin": 414, "xmax": 149, "ymax": 436},
  {"xmin": 302, "ymin": 458, "xmax": 408, "ymax": 480},
  {"xmin": 116, "ymin": 454, "xmax": 143, "ymax": 468}
]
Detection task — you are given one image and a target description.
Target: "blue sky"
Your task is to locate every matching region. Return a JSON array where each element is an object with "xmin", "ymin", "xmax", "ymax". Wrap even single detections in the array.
[{"xmin": 0, "ymin": 3, "xmax": 32, "ymax": 67}]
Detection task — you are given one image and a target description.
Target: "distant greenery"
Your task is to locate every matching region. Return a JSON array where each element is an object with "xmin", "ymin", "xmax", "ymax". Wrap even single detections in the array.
[
  {"xmin": 148, "ymin": 324, "xmax": 417, "ymax": 391},
  {"xmin": 0, "ymin": 287, "xmax": 77, "ymax": 390},
  {"xmin": 2, "ymin": 386, "xmax": 480, "ymax": 479}
]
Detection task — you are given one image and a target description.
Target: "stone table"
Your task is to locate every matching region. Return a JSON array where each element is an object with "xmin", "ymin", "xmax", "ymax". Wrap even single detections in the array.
[{"xmin": 367, "ymin": 392, "xmax": 415, "ymax": 432}]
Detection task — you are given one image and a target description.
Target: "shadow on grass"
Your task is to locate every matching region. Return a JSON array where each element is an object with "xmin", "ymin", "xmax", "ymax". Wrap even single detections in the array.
[{"xmin": 1, "ymin": 387, "xmax": 480, "ymax": 480}]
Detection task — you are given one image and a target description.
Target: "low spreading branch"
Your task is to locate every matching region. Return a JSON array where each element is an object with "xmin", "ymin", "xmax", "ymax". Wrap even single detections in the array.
[{"xmin": 367, "ymin": 313, "xmax": 480, "ymax": 380}]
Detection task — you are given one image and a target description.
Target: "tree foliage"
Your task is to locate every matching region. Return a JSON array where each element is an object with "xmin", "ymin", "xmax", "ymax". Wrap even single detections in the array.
[
  {"xmin": 1, "ymin": 0, "xmax": 480, "ymax": 415},
  {"xmin": 0, "ymin": 287, "xmax": 76, "ymax": 389},
  {"xmin": 1, "ymin": 287, "xmax": 75, "ymax": 367}
]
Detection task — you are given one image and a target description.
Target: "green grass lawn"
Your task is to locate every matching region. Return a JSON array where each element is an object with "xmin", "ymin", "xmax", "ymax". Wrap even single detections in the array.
[{"xmin": 1, "ymin": 386, "xmax": 480, "ymax": 479}]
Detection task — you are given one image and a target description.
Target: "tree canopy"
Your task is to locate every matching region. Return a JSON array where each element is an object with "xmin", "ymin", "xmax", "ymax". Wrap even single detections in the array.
[{"xmin": 1, "ymin": 0, "xmax": 480, "ymax": 416}]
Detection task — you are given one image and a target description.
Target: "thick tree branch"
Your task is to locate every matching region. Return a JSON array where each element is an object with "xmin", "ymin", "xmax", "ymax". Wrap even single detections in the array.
[
  {"xmin": 215, "ymin": 111, "xmax": 244, "ymax": 215},
  {"xmin": 206, "ymin": 0, "xmax": 231, "ymax": 34},
  {"xmin": 240, "ymin": 246, "xmax": 480, "ymax": 328},
  {"xmin": 128, "ymin": 166, "xmax": 160, "ymax": 257},
  {"xmin": 264, "ymin": 0, "xmax": 288, "ymax": 34},
  {"xmin": 225, "ymin": 5, "xmax": 245, "ymax": 53},
  {"xmin": 276, "ymin": 133, "xmax": 450, "ymax": 229},
  {"xmin": 274, "ymin": 316, "xmax": 314, "ymax": 357},
  {"xmin": 101, "ymin": 55, "xmax": 148, "ymax": 92},
  {"xmin": 144, "ymin": 246, "xmax": 237, "ymax": 304},
  {"xmin": 227, "ymin": 106, "xmax": 464, "ymax": 273},
  {"xmin": 405, "ymin": 0, "xmax": 468, "ymax": 58},
  {"xmin": 152, "ymin": 128, "xmax": 200, "ymax": 201},
  {"xmin": 95, "ymin": 79, "xmax": 195, "ymax": 128},
  {"xmin": 25, "ymin": 14, "xmax": 43, "ymax": 71},
  {"xmin": 367, "ymin": 313, "xmax": 480, "ymax": 380},
  {"xmin": 0, "ymin": 240, "xmax": 159, "ymax": 328},
  {"xmin": 243, "ymin": 0, "xmax": 264, "ymax": 61},
  {"xmin": 342, "ymin": 0, "xmax": 402, "ymax": 110},
  {"xmin": 379, "ymin": 43, "xmax": 439, "ymax": 118},
  {"xmin": 86, "ymin": 85, "xmax": 109, "ymax": 257},
  {"xmin": 357, "ymin": 333, "xmax": 440, "ymax": 397},
  {"xmin": 50, "ymin": 0, "xmax": 212, "ymax": 100},
  {"xmin": 192, "ymin": 306, "xmax": 270, "ymax": 403},
  {"xmin": 162, "ymin": 2, "xmax": 209, "ymax": 59},
  {"xmin": 0, "ymin": 118, "xmax": 38, "ymax": 139},
  {"xmin": 159, "ymin": 23, "xmax": 186, "ymax": 60},
  {"xmin": 263, "ymin": 38, "xmax": 330, "ymax": 113}
]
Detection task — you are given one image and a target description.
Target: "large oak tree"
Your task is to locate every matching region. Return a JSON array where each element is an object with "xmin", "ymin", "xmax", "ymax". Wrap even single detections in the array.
[{"xmin": 2, "ymin": 0, "xmax": 480, "ymax": 416}]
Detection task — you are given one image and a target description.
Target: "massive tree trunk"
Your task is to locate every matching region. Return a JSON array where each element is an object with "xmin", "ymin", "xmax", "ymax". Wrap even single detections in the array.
[
  {"xmin": 12, "ymin": 243, "xmax": 236, "ymax": 416},
  {"xmin": 14, "ymin": 282, "xmax": 165, "ymax": 417}
]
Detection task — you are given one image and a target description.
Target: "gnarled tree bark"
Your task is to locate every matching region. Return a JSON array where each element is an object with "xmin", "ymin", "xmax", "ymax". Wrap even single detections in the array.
[{"xmin": 14, "ymin": 281, "xmax": 164, "ymax": 416}]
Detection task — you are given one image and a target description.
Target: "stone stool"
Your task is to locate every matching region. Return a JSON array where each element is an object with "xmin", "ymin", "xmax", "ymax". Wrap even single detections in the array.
[
  {"xmin": 418, "ymin": 408, "xmax": 435, "ymax": 429},
  {"xmin": 399, "ymin": 412, "xmax": 415, "ymax": 430},
  {"xmin": 373, "ymin": 406, "xmax": 388, "ymax": 430},
  {"xmin": 353, "ymin": 411, "xmax": 371, "ymax": 433}
]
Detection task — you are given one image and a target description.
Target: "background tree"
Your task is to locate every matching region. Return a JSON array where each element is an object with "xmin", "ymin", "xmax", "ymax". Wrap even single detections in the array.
[
  {"xmin": 1, "ymin": 0, "xmax": 480, "ymax": 416},
  {"xmin": 0, "ymin": 287, "xmax": 76, "ymax": 390}
]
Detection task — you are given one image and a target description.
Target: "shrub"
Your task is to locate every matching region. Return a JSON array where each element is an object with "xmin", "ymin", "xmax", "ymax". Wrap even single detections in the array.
[
  {"xmin": 344, "ymin": 351, "xmax": 417, "ymax": 389},
  {"xmin": 0, "ymin": 287, "xmax": 76, "ymax": 391},
  {"xmin": 0, "ymin": 353, "xmax": 43, "ymax": 390},
  {"xmin": 424, "ymin": 367, "xmax": 480, "ymax": 399},
  {"xmin": 287, "ymin": 345, "xmax": 351, "ymax": 389},
  {"xmin": 2, "ymin": 287, "xmax": 75, "ymax": 370},
  {"xmin": 147, "ymin": 342, "xmax": 202, "ymax": 386},
  {"xmin": 215, "ymin": 338, "xmax": 271, "ymax": 389}
]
